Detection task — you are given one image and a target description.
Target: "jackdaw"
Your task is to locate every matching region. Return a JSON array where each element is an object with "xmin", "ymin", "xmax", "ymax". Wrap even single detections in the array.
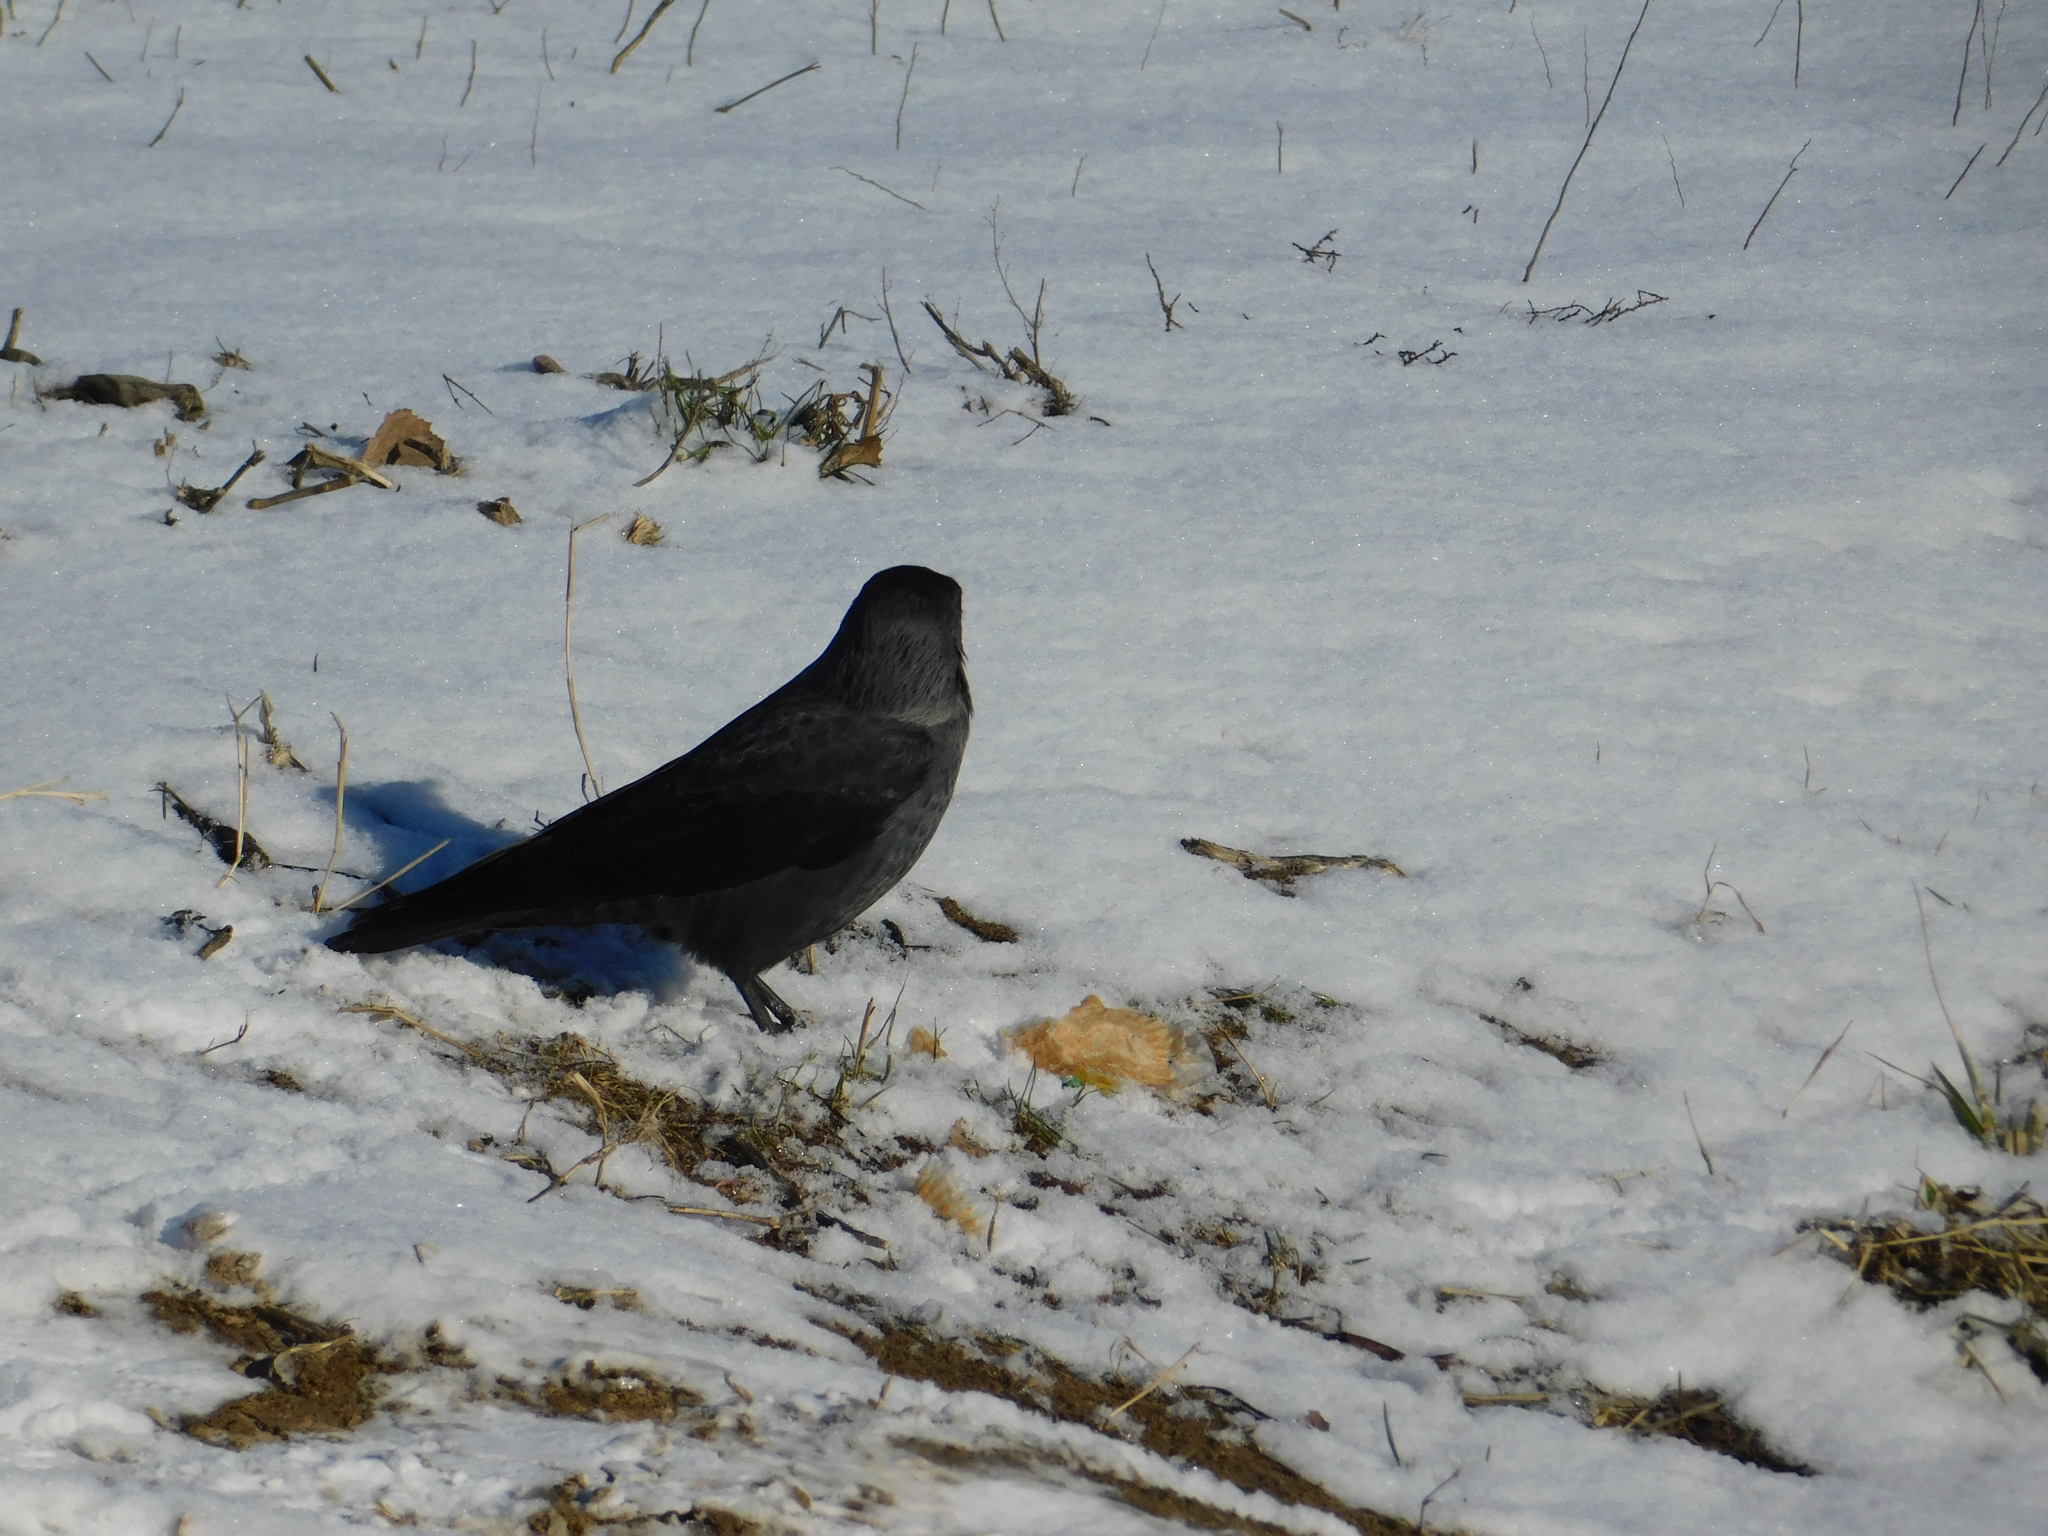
[{"xmin": 326, "ymin": 565, "xmax": 970, "ymax": 1032}]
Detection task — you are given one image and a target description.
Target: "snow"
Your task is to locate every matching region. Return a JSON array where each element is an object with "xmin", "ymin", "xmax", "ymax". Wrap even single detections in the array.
[{"xmin": 4, "ymin": 0, "xmax": 2046, "ymax": 1531}]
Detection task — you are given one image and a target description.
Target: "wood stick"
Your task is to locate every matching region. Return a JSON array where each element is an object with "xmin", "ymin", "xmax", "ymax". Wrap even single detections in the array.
[
  {"xmin": 84, "ymin": 50, "xmax": 113, "ymax": 82},
  {"xmin": 247, "ymin": 476, "xmax": 359, "ymax": 511},
  {"xmin": 304, "ymin": 54, "xmax": 340, "ymax": 93},
  {"xmin": 1522, "ymin": 0, "xmax": 1654, "ymax": 283},
  {"xmin": 714, "ymin": 60, "xmax": 819, "ymax": 113},
  {"xmin": 986, "ymin": 0, "xmax": 1005, "ymax": 42},
  {"xmin": 460, "ymin": 39, "xmax": 477, "ymax": 107}
]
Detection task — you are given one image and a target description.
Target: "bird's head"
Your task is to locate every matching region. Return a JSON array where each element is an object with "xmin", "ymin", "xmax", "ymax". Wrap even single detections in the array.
[{"xmin": 820, "ymin": 566, "xmax": 971, "ymax": 723}]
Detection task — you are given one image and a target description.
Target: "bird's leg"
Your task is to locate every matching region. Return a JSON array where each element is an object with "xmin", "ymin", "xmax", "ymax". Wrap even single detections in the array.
[{"xmin": 729, "ymin": 971, "xmax": 803, "ymax": 1034}]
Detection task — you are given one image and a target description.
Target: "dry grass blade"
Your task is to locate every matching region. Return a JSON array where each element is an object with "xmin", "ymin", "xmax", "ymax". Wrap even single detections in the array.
[
  {"xmin": 313, "ymin": 715, "xmax": 348, "ymax": 914},
  {"xmin": 1916, "ymin": 886, "xmax": 1984, "ymax": 1103},
  {"xmin": 1782, "ymin": 1019, "xmax": 1854, "ymax": 1117},
  {"xmin": 1805, "ymin": 1178, "xmax": 2048, "ymax": 1382},
  {"xmin": 1, "ymin": 778, "xmax": 107, "ymax": 805},
  {"xmin": 1106, "ymin": 1342, "xmax": 1199, "ymax": 1420},
  {"xmin": 1181, "ymin": 836, "xmax": 1405, "ymax": 893},
  {"xmin": 341, "ymin": 1002, "xmax": 493, "ymax": 1063},
  {"xmin": 326, "ymin": 838, "xmax": 452, "ymax": 914},
  {"xmin": 217, "ymin": 695, "xmax": 259, "ymax": 886},
  {"xmin": 565, "ymin": 515, "xmax": 610, "ymax": 800},
  {"xmin": 1581, "ymin": 1386, "xmax": 1808, "ymax": 1472}
]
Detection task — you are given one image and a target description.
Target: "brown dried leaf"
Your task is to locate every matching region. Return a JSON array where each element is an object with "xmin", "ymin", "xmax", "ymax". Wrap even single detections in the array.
[
  {"xmin": 362, "ymin": 409, "xmax": 450, "ymax": 470},
  {"xmin": 1009, "ymin": 995, "xmax": 1183, "ymax": 1090},
  {"xmin": 477, "ymin": 497, "xmax": 522, "ymax": 526},
  {"xmin": 946, "ymin": 1118, "xmax": 991, "ymax": 1158},
  {"xmin": 914, "ymin": 1162, "xmax": 982, "ymax": 1234},
  {"xmin": 819, "ymin": 434, "xmax": 883, "ymax": 479},
  {"xmin": 906, "ymin": 1026, "xmax": 946, "ymax": 1060},
  {"xmin": 622, "ymin": 512, "xmax": 664, "ymax": 546},
  {"xmin": 533, "ymin": 355, "xmax": 566, "ymax": 374}
]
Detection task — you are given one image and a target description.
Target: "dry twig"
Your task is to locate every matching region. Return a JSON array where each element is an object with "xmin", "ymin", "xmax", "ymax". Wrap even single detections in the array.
[{"xmin": 1181, "ymin": 836, "xmax": 1405, "ymax": 894}]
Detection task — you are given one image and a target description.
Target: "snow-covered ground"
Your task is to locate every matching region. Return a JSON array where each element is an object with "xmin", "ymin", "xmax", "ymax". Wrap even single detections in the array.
[{"xmin": 4, "ymin": 1, "xmax": 2046, "ymax": 1531}]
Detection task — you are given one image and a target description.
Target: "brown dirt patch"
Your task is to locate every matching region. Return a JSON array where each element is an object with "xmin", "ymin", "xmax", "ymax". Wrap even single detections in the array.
[
  {"xmin": 147, "ymin": 1287, "xmax": 390, "ymax": 1448},
  {"xmin": 512, "ymin": 1361, "xmax": 706, "ymax": 1425},
  {"xmin": 853, "ymin": 1323, "xmax": 1412, "ymax": 1535}
]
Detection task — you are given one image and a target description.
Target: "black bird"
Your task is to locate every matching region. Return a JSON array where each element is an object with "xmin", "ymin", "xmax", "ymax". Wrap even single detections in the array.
[{"xmin": 327, "ymin": 566, "xmax": 970, "ymax": 1032}]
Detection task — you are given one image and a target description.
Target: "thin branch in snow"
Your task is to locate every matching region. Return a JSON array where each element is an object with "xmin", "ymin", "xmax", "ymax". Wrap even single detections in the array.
[
  {"xmin": 1742, "ymin": 137, "xmax": 1809, "ymax": 251},
  {"xmin": 1521, "ymin": 0, "xmax": 1656, "ymax": 283}
]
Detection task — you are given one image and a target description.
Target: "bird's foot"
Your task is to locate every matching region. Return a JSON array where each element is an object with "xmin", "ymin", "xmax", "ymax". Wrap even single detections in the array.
[{"xmin": 731, "ymin": 972, "xmax": 807, "ymax": 1034}]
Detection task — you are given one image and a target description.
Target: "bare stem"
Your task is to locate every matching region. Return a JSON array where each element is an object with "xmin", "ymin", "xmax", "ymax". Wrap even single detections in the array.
[
  {"xmin": 1522, "ymin": 0, "xmax": 1655, "ymax": 283},
  {"xmin": 314, "ymin": 715, "xmax": 349, "ymax": 914},
  {"xmin": 566, "ymin": 516, "xmax": 610, "ymax": 800}
]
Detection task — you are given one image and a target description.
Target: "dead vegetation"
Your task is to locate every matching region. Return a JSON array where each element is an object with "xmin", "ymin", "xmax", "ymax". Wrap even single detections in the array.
[
  {"xmin": 1524, "ymin": 290, "xmax": 1668, "ymax": 325},
  {"xmin": 157, "ymin": 781, "xmax": 272, "ymax": 872},
  {"xmin": 1575, "ymin": 1385, "xmax": 1809, "ymax": 1473},
  {"xmin": 1802, "ymin": 1177, "xmax": 2048, "ymax": 1386},
  {"xmin": 1, "ymin": 307, "xmax": 40, "ymax": 365},
  {"xmin": 1475, "ymin": 1009, "xmax": 1602, "ymax": 1070},
  {"xmin": 254, "ymin": 442, "xmax": 397, "ymax": 510},
  {"xmin": 846, "ymin": 1321, "xmax": 1414, "ymax": 1535},
  {"xmin": 362, "ymin": 408, "xmax": 454, "ymax": 471},
  {"xmin": 344, "ymin": 1012, "xmax": 920, "ymax": 1242},
  {"xmin": 47, "ymin": 372, "xmax": 206, "ymax": 421},
  {"xmin": 1293, "ymin": 229, "xmax": 1340, "ymax": 270},
  {"xmin": 623, "ymin": 351, "xmax": 892, "ymax": 485},
  {"xmin": 1181, "ymin": 836, "xmax": 1406, "ymax": 893},
  {"xmin": 0, "ymin": 777, "xmax": 107, "ymax": 806},
  {"xmin": 922, "ymin": 300, "xmax": 1073, "ymax": 416},
  {"xmin": 174, "ymin": 444, "xmax": 266, "ymax": 514}
]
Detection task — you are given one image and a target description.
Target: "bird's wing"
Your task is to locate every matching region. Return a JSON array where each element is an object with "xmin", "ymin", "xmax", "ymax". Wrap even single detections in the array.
[{"xmin": 342, "ymin": 702, "xmax": 938, "ymax": 935}]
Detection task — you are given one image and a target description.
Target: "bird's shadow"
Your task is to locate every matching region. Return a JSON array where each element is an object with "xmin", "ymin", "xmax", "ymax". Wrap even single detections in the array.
[{"xmin": 334, "ymin": 780, "xmax": 687, "ymax": 1003}]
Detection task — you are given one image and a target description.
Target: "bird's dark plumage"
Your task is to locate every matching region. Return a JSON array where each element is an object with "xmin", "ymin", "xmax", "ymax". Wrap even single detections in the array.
[{"xmin": 326, "ymin": 566, "xmax": 971, "ymax": 1031}]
